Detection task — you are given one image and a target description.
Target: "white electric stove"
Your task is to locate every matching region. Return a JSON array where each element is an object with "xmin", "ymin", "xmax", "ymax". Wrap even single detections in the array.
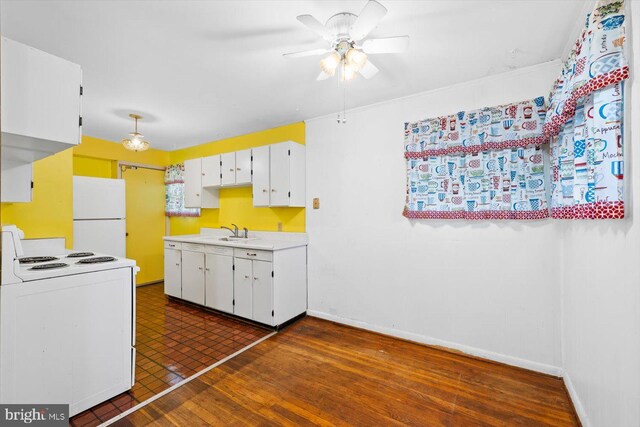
[{"xmin": 0, "ymin": 225, "xmax": 138, "ymax": 417}]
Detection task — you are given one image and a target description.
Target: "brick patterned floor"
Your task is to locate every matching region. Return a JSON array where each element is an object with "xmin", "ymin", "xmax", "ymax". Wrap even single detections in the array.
[{"xmin": 70, "ymin": 283, "xmax": 271, "ymax": 427}]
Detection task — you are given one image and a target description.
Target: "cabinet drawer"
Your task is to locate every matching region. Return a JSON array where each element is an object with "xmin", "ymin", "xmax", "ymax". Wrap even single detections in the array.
[
  {"xmin": 233, "ymin": 248, "xmax": 273, "ymax": 262},
  {"xmin": 164, "ymin": 241, "xmax": 181, "ymax": 250},
  {"xmin": 205, "ymin": 245, "xmax": 234, "ymax": 256},
  {"xmin": 182, "ymin": 243, "xmax": 205, "ymax": 252}
]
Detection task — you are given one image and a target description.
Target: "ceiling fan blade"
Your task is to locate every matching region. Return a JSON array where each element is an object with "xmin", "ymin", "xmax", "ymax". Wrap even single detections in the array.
[
  {"xmin": 297, "ymin": 15, "xmax": 333, "ymax": 41},
  {"xmin": 317, "ymin": 71, "xmax": 332, "ymax": 81},
  {"xmin": 362, "ymin": 36, "xmax": 410, "ymax": 54},
  {"xmin": 349, "ymin": 0, "xmax": 388, "ymax": 41},
  {"xmin": 358, "ymin": 60, "xmax": 379, "ymax": 79},
  {"xmin": 283, "ymin": 48, "xmax": 330, "ymax": 58}
]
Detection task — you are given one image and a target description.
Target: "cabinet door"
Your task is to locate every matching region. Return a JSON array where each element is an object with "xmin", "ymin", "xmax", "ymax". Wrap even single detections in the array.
[
  {"xmin": 252, "ymin": 145, "xmax": 270, "ymax": 207},
  {"xmin": 183, "ymin": 158, "xmax": 202, "ymax": 208},
  {"xmin": 205, "ymin": 253, "xmax": 234, "ymax": 313},
  {"xmin": 181, "ymin": 250, "xmax": 205, "ymax": 305},
  {"xmin": 202, "ymin": 155, "xmax": 221, "ymax": 188},
  {"xmin": 164, "ymin": 249, "xmax": 181, "ymax": 298},
  {"xmin": 233, "ymin": 258, "xmax": 252, "ymax": 319},
  {"xmin": 269, "ymin": 142, "xmax": 290, "ymax": 206},
  {"xmin": 252, "ymin": 260, "xmax": 274, "ymax": 325},
  {"xmin": 1, "ymin": 37, "xmax": 82, "ymax": 146},
  {"xmin": 221, "ymin": 152, "xmax": 236, "ymax": 186},
  {"xmin": 1, "ymin": 162, "xmax": 32, "ymax": 203},
  {"xmin": 235, "ymin": 149, "xmax": 252, "ymax": 185}
]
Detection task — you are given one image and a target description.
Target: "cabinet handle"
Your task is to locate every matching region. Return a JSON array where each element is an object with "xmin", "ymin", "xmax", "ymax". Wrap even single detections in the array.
[
  {"xmin": 196, "ymin": 193, "xmax": 200, "ymax": 196},
  {"xmin": 229, "ymin": 168, "xmax": 234, "ymax": 172},
  {"xmin": 176, "ymin": 263, "xmax": 180, "ymax": 266},
  {"xmin": 198, "ymin": 266, "xmax": 203, "ymax": 271},
  {"xmin": 168, "ymin": 244, "xmax": 176, "ymax": 248},
  {"xmin": 244, "ymin": 275, "xmax": 250, "ymax": 279},
  {"xmin": 271, "ymin": 189, "xmax": 276, "ymax": 192},
  {"xmin": 236, "ymin": 167, "xmax": 241, "ymax": 171},
  {"xmin": 202, "ymin": 173, "xmax": 205, "ymax": 176},
  {"xmin": 262, "ymin": 189, "xmax": 267, "ymax": 193},
  {"xmin": 253, "ymin": 277, "xmax": 259, "ymax": 281},
  {"xmin": 205, "ymin": 268, "xmax": 210, "ymax": 272},
  {"xmin": 246, "ymin": 253, "xmax": 257, "ymax": 257}
]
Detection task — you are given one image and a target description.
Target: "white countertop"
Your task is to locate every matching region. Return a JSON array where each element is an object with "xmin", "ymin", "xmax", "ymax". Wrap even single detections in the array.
[{"xmin": 163, "ymin": 231, "xmax": 308, "ymax": 251}]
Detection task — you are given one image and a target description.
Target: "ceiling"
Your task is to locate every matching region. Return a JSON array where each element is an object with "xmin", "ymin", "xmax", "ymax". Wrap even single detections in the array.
[{"xmin": 0, "ymin": 0, "xmax": 586, "ymax": 151}]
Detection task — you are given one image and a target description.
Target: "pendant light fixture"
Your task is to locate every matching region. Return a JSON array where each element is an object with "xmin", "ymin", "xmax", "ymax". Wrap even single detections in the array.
[{"xmin": 121, "ymin": 114, "xmax": 150, "ymax": 152}]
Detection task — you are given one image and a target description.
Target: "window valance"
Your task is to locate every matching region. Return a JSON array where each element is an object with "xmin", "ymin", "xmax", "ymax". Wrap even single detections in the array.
[{"xmin": 404, "ymin": 96, "xmax": 546, "ymax": 159}]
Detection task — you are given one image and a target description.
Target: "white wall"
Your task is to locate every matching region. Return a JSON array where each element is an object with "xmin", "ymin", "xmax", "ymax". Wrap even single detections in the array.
[
  {"xmin": 306, "ymin": 61, "xmax": 564, "ymax": 374},
  {"xmin": 560, "ymin": 2, "xmax": 640, "ymax": 426}
]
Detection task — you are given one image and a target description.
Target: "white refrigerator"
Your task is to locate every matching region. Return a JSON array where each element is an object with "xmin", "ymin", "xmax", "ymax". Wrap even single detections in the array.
[{"xmin": 73, "ymin": 176, "xmax": 126, "ymax": 257}]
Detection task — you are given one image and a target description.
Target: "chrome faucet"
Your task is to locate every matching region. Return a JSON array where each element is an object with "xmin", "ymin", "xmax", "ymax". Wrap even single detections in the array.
[
  {"xmin": 243, "ymin": 227, "xmax": 249, "ymax": 239},
  {"xmin": 221, "ymin": 225, "xmax": 237, "ymax": 237},
  {"xmin": 231, "ymin": 224, "xmax": 239, "ymax": 237}
]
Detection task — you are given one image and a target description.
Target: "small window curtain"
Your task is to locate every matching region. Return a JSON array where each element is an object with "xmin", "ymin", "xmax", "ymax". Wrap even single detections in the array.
[
  {"xmin": 165, "ymin": 164, "xmax": 200, "ymax": 217},
  {"xmin": 545, "ymin": 0, "xmax": 628, "ymax": 219},
  {"xmin": 404, "ymin": 97, "xmax": 549, "ymax": 220}
]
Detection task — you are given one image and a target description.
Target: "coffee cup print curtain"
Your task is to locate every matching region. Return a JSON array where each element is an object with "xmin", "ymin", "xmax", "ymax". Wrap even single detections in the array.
[
  {"xmin": 545, "ymin": 0, "xmax": 628, "ymax": 219},
  {"xmin": 165, "ymin": 164, "xmax": 200, "ymax": 217},
  {"xmin": 404, "ymin": 96, "xmax": 549, "ymax": 220}
]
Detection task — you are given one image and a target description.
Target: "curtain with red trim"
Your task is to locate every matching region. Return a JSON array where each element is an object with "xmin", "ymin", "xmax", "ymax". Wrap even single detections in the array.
[
  {"xmin": 546, "ymin": 0, "xmax": 628, "ymax": 219},
  {"xmin": 165, "ymin": 164, "xmax": 200, "ymax": 217},
  {"xmin": 403, "ymin": 96, "xmax": 549, "ymax": 220}
]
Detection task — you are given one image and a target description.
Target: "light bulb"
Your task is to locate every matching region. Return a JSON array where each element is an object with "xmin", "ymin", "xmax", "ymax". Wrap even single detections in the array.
[
  {"xmin": 345, "ymin": 48, "xmax": 367, "ymax": 72},
  {"xmin": 320, "ymin": 52, "xmax": 340, "ymax": 76},
  {"xmin": 342, "ymin": 62, "xmax": 357, "ymax": 81}
]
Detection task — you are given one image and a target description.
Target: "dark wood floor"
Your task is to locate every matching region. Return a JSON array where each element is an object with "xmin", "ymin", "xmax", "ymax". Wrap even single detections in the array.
[{"xmin": 113, "ymin": 316, "xmax": 578, "ymax": 426}]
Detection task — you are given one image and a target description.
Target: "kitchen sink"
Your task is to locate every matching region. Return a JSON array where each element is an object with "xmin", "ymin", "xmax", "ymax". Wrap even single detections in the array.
[{"xmin": 219, "ymin": 236, "xmax": 258, "ymax": 242}]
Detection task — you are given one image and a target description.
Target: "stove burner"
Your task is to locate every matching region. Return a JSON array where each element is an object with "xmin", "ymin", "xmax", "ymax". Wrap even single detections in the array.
[
  {"xmin": 19, "ymin": 256, "xmax": 59, "ymax": 264},
  {"xmin": 29, "ymin": 263, "xmax": 69, "ymax": 270},
  {"xmin": 76, "ymin": 256, "xmax": 117, "ymax": 264},
  {"xmin": 67, "ymin": 252, "xmax": 95, "ymax": 258}
]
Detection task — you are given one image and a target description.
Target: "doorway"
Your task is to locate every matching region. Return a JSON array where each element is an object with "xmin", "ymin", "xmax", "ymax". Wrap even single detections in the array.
[{"xmin": 120, "ymin": 163, "xmax": 165, "ymax": 285}]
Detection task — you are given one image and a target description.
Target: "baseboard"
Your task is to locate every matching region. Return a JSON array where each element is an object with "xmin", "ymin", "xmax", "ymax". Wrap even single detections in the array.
[
  {"xmin": 563, "ymin": 372, "xmax": 590, "ymax": 427},
  {"xmin": 307, "ymin": 310, "xmax": 564, "ymax": 377}
]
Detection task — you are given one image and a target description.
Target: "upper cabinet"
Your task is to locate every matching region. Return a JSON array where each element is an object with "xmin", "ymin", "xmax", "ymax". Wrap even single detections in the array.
[
  {"xmin": 253, "ymin": 141, "xmax": 305, "ymax": 207},
  {"xmin": 184, "ymin": 158, "xmax": 219, "ymax": 209},
  {"xmin": 1, "ymin": 37, "xmax": 82, "ymax": 165},
  {"xmin": 1, "ymin": 37, "xmax": 83, "ymax": 203},
  {"xmin": 183, "ymin": 141, "xmax": 305, "ymax": 209},
  {"xmin": 220, "ymin": 149, "xmax": 252, "ymax": 187}
]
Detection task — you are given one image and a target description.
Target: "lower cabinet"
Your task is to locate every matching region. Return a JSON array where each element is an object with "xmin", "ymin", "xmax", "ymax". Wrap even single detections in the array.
[
  {"xmin": 181, "ymin": 250, "xmax": 205, "ymax": 305},
  {"xmin": 164, "ymin": 247, "xmax": 182, "ymax": 298},
  {"xmin": 164, "ymin": 241, "xmax": 306, "ymax": 327},
  {"xmin": 205, "ymin": 253, "xmax": 234, "ymax": 313}
]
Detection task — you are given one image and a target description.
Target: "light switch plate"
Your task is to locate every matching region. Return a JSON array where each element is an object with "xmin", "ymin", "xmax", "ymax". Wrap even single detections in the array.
[{"xmin": 313, "ymin": 198, "xmax": 320, "ymax": 209}]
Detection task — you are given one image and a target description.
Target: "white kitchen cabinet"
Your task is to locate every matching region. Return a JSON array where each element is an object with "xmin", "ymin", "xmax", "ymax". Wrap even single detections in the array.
[
  {"xmin": 202, "ymin": 155, "xmax": 221, "ymax": 188},
  {"xmin": 221, "ymin": 152, "xmax": 236, "ymax": 186},
  {"xmin": 164, "ymin": 246, "xmax": 182, "ymax": 298},
  {"xmin": 1, "ymin": 37, "xmax": 82, "ymax": 158},
  {"xmin": 181, "ymin": 250, "xmax": 205, "ymax": 305},
  {"xmin": 1, "ymin": 163, "xmax": 32, "ymax": 203},
  {"xmin": 184, "ymin": 158, "xmax": 219, "ymax": 209},
  {"xmin": 184, "ymin": 158, "xmax": 202, "ymax": 208},
  {"xmin": 205, "ymin": 251, "xmax": 234, "ymax": 313},
  {"xmin": 252, "ymin": 260, "xmax": 274, "ymax": 325},
  {"xmin": 252, "ymin": 142, "xmax": 305, "ymax": 207},
  {"xmin": 252, "ymin": 145, "xmax": 271, "ymax": 207},
  {"xmin": 235, "ymin": 149, "xmax": 252, "ymax": 185},
  {"xmin": 233, "ymin": 258, "xmax": 253, "ymax": 319}
]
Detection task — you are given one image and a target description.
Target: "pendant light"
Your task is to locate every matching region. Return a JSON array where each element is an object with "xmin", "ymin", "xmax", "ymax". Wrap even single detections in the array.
[{"xmin": 121, "ymin": 114, "xmax": 150, "ymax": 152}]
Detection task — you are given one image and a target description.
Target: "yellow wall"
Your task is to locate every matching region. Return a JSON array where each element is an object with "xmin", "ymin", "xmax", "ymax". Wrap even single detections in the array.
[
  {"xmin": 168, "ymin": 122, "xmax": 305, "ymax": 235},
  {"xmin": 1, "ymin": 149, "xmax": 74, "ymax": 247}
]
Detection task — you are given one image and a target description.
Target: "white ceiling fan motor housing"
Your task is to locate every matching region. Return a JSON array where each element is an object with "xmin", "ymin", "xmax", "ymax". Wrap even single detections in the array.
[{"xmin": 326, "ymin": 12, "xmax": 357, "ymax": 42}]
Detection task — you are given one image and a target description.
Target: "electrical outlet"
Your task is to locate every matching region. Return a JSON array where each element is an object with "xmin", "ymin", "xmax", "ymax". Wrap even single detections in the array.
[
  {"xmin": 277, "ymin": 222, "xmax": 283, "ymax": 232},
  {"xmin": 313, "ymin": 198, "xmax": 320, "ymax": 209}
]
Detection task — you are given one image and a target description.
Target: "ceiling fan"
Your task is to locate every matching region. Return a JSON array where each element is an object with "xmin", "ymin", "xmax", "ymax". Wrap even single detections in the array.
[{"xmin": 283, "ymin": 0, "xmax": 409, "ymax": 81}]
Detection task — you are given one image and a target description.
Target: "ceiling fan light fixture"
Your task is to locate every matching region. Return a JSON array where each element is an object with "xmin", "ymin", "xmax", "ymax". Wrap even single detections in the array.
[
  {"xmin": 345, "ymin": 48, "xmax": 368, "ymax": 72},
  {"xmin": 320, "ymin": 51, "xmax": 341, "ymax": 76},
  {"xmin": 121, "ymin": 114, "xmax": 151, "ymax": 152}
]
